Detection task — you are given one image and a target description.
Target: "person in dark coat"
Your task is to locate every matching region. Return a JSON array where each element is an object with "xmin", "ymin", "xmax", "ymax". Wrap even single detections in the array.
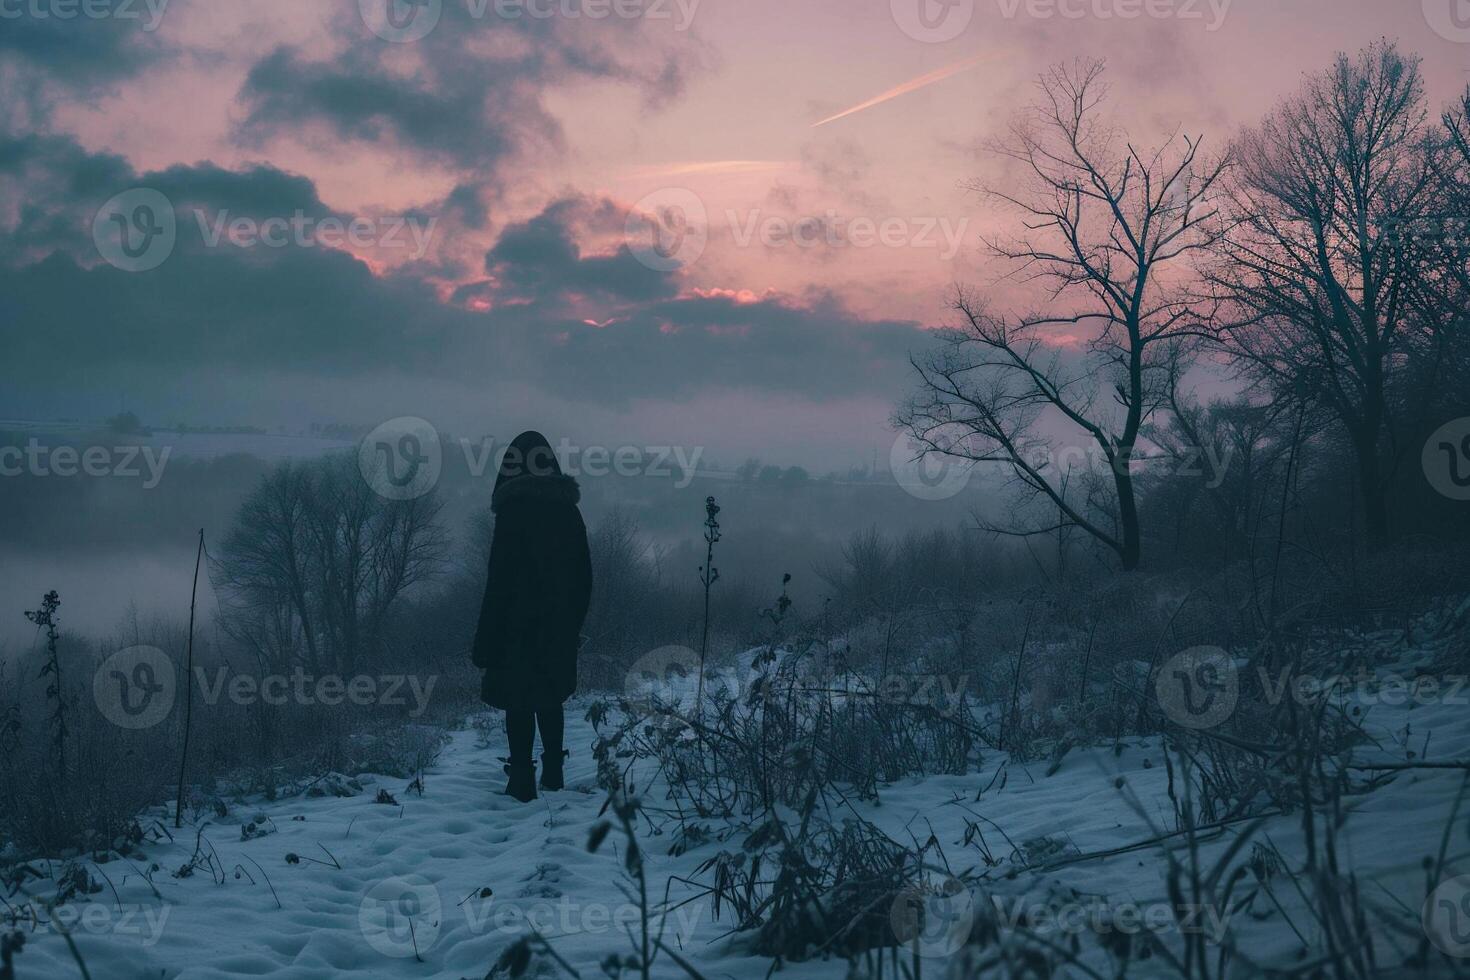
[{"xmin": 471, "ymin": 431, "xmax": 592, "ymax": 802}]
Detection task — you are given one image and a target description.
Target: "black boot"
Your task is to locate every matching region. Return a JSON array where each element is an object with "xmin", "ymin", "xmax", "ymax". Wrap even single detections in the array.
[
  {"xmin": 503, "ymin": 758, "xmax": 537, "ymax": 803},
  {"xmin": 539, "ymin": 750, "xmax": 568, "ymax": 791}
]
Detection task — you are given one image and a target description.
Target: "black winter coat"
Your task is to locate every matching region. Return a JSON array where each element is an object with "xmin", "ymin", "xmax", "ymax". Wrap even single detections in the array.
[{"xmin": 471, "ymin": 473, "xmax": 592, "ymax": 710}]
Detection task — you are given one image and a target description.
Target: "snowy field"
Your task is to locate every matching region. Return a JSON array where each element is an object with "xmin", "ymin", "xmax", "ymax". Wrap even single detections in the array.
[{"xmin": 9, "ymin": 643, "xmax": 1470, "ymax": 980}]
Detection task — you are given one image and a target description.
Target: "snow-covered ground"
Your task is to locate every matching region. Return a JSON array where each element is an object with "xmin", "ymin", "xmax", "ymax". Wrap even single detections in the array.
[
  {"xmin": 9, "ymin": 704, "xmax": 795, "ymax": 980},
  {"xmin": 10, "ymin": 661, "xmax": 1470, "ymax": 979}
]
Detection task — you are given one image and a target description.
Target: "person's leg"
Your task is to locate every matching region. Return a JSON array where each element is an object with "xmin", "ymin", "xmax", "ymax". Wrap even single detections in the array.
[
  {"xmin": 503, "ymin": 709, "xmax": 537, "ymax": 802},
  {"xmin": 536, "ymin": 703, "xmax": 566, "ymax": 790},
  {"xmin": 505, "ymin": 709, "xmax": 535, "ymax": 761}
]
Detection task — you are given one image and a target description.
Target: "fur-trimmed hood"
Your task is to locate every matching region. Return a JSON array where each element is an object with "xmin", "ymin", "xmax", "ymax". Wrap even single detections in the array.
[{"xmin": 491, "ymin": 473, "xmax": 581, "ymax": 514}]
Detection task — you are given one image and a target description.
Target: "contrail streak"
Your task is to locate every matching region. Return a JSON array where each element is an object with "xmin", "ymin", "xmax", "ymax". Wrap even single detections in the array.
[{"xmin": 811, "ymin": 54, "xmax": 985, "ymax": 128}]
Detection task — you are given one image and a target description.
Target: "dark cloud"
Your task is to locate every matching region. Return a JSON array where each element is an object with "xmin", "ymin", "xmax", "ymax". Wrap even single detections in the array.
[
  {"xmin": 0, "ymin": 132, "xmax": 133, "ymax": 259},
  {"xmin": 235, "ymin": 5, "xmax": 701, "ymax": 177},
  {"xmin": 484, "ymin": 196, "xmax": 678, "ymax": 304},
  {"xmin": 0, "ymin": 133, "xmax": 333, "ymax": 264},
  {"xmin": 0, "ymin": 1, "xmax": 172, "ymax": 131},
  {"xmin": 0, "ymin": 151, "xmax": 923, "ymax": 406},
  {"xmin": 0, "ymin": 243, "xmax": 922, "ymax": 404},
  {"xmin": 0, "ymin": 247, "xmax": 450, "ymax": 375},
  {"xmin": 237, "ymin": 45, "xmax": 527, "ymax": 172},
  {"xmin": 145, "ymin": 161, "xmax": 329, "ymax": 218},
  {"xmin": 445, "ymin": 181, "xmax": 494, "ymax": 231},
  {"xmin": 0, "ymin": 3, "xmax": 167, "ymax": 84}
]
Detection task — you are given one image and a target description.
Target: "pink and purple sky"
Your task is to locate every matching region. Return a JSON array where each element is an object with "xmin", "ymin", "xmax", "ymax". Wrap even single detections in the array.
[{"xmin": 2, "ymin": 0, "xmax": 1467, "ymax": 470}]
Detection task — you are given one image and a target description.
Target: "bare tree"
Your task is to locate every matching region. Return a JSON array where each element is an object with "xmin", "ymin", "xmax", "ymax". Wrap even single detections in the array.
[
  {"xmin": 215, "ymin": 454, "xmax": 448, "ymax": 675},
  {"xmin": 1431, "ymin": 89, "xmax": 1470, "ymax": 374},
  {"xmin": 1444, "ymin": 88, "xmax": 1470, "ymax": 233},
  {"xmin": 1209, "ymin": 41, "xmax": 1452, "ymax": 546},
  {"xmin": 1147, "ymin": 369, "xmax": 1334, "ymax": 625},
  {"xmin": 897, "ymin": 60, "xmax": 1226, "ymax": 570},
  {"xmin": 215, "ymin": 463, "xmax": 322, "ymax": 674}
]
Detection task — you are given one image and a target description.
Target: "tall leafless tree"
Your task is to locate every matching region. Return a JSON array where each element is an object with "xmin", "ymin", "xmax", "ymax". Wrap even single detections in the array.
[
  {"xmin": 215, "ymin": 454, "xmax": 448, "ymax": 675},
  {"xmin": 1208, "ymin": 41, "xmax": 1453, "ymax": 546},
  {"xmin": 897, "ymin": 60, "xmax": 1226, "ymax": 571},
  {"xmin": 1431, "ymin": 88, "xmax": 1470, "ymax": 373},
  {"xmin": 1444, "ymin": 88, "xmax": 1470, "ymax": 240}
]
